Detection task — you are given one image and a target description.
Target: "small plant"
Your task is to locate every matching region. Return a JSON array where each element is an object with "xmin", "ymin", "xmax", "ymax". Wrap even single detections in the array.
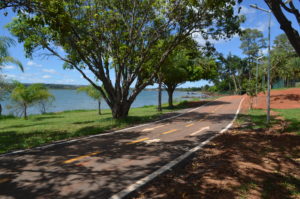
[
  {"xmin": 10, "ymin": 82, "xmax": 54, "ymax": 119},
  {"xmin": 77, "ymin": 85, "xmax": 103, "ymax": 115}
]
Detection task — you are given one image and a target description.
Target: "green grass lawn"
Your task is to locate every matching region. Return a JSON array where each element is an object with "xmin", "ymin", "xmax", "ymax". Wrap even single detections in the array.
[
  {"xmin": 0, "ymin": 100, "xmax": 201, "ymax": 154},
  {"xmin": 237, "ymin": 109, "xmax": 279, "ymax": 130},
  {"xmin": 237, "ymin": 108, "xmax": 300, "ymax": 135},
  {"xmin": 275, "ymin": 108, "xmax": 300, "ymax": 135}
]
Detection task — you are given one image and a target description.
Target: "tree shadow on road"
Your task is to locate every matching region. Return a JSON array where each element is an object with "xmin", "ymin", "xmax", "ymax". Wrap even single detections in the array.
[{"xmin": 130, "ymin": 114, "xmax": 300, "ymax": 199}]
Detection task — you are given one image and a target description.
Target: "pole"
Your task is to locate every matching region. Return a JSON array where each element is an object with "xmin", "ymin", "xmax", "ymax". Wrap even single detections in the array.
[
  {"xmin": 267, "ymin": 12, "xmax": 271, "ymax": 125},
  {"xmin": 256, "ymin": 60, "xmax": 259, "ymax": 95}
]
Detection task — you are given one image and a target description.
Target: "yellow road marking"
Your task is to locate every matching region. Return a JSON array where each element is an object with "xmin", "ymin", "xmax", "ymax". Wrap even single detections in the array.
[
  {"xmin": 161, "ymin": 129, "xmax": 177, "ymax": 135},
  {"xmin": 127, "ymin": 137, "xmax": 149, "ymax": 145},
  {"xmin": 63, "ymin": 151, "xmax": 101, "ymax": 164},
  {"xmin": 199, "ymin": 116, "xmax": 208, "ymax": 122},
  {"xmin": 0, "ymin": 178, "xmax": 10, "ymax": 183},
  {"xmin": 185, "ymin": 123, "xmax": 194, "ymax": 127}
]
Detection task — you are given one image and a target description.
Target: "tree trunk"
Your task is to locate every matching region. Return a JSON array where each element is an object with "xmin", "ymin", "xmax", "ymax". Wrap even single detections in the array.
[
  {"xmin": 24, "ymin": 104, "xmax": 27, "ymax": 119},
  {"xmin": 111, "ymin": 101, "xmax": 131, "ymax": 119},
  {"xmin": 157, "ymin": 78, "xmax": 162, "ymax": 112},
  {"xmin": 166, "ymin": 86, "xmax": 175, "ymax": 108},
  {"xmin": 0, "ymin": 103, "xmax": 2, "ymax": 116},
  {"xmin": 232, "ymin": 75, "xmax": 238, "ymax": 94},
  {"xmin": 98, "ymin": 100, "xmax": 101, "ymax": 115},
  {"xmin": 265, "ymin": 0, "xmax": 300, "ymax": 56}
]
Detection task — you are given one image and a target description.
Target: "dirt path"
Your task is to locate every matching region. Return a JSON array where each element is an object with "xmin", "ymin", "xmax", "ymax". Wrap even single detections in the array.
[{"xmin": 253, "ymin": 88, "xmax": 300, "ymax": 109}]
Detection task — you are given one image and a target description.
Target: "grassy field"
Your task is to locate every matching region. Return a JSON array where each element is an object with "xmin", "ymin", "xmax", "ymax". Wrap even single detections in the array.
[
  {"xmin": 237, "ymin": 108, "xmax": 300, "ymax": 134},
  {"xmin": 276, "ymin": 108, "xmax": 300, "ymax": 135},
  {"xmin": 0, "ymin": 100, "xmax": 201, "ymax": 154}
]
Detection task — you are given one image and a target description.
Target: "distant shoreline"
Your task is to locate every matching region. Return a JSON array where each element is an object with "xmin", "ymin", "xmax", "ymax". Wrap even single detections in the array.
[{"xmin": 19, "ymin": 83, "xmax": 205, "ymax": 92}]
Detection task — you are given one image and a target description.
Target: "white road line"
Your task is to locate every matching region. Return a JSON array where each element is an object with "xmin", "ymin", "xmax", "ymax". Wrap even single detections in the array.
[
  {"xmin": 141, "ymin": 125, "xmax": 166, "ymax": 132},
  {"xmin": 190, "ymin": 126, "xmax": 210, "ymax": 136},
  {"xmin": 109, "ymin": 97, "xmax": 245, "ymax": 199},
  {"xmin": 144, "ymin": 139, "xmax": 161, "ymax": 144},
  {"xmin": 0, "ymin": 97, "xmax": 224, "ymax": 157}
]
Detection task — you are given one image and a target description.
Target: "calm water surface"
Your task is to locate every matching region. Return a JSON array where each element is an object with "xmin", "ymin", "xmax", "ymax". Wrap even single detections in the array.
[{"xmin": 2, "ymin": 89, "xmax": 205, "ymax": 116}]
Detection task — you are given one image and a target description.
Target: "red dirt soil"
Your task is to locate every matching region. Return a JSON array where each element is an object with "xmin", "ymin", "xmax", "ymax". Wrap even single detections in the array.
[
  {"xmin": 253, "ymin": 88, "xmax": 300, "ymax": 109},
  {"xmin": 130, "ymin": 91, "xmax": 300, "ymax": 199}
]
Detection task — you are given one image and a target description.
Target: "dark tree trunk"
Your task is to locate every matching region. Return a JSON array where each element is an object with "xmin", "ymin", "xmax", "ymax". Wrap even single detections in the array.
[
  {"xmin": 111, "ymin": 101, "xmax": 131, "ymax": 119},
  {"xmin": 98, "ymin": 100, "xmax": 101, "ymax": 115},
  {"xmin": 157, "ymin": 78, "xmax": 162, "ymax": 112},
  {"xmin": 24, "ymin": 104, "xmax": 27, "ymax": 119},
  {"xmin": 166, "ymin": 85, "xmax": 176, "ymax": 108},
  {"xmin": 265, "ymin": 0, "xmax": 300, "ymax": 56},
  {"xmin": 0, "ymin": 103, "xmax": 2, "ymax": 116},
  {"xmin": 232, "ymin": 74, "xmax": 238, "ymax": 94}
]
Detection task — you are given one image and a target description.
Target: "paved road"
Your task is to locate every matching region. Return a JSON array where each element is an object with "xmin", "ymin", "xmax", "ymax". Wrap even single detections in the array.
[{"xmin": 0, "ymin": 95, "xmax": 244, "ymax": 199}]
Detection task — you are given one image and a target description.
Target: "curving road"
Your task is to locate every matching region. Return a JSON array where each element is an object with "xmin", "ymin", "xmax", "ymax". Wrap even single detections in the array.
[{"xmin": 0, "ymin": 95, "xmax": 244, "ymax": 199}]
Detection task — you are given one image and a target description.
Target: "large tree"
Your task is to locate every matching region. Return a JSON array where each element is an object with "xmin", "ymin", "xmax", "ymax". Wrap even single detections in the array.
[
  {"xmin": 268, "ymin": 34, "xmax": 300, "ymax": 86},
  {"xmin": 161, "ymin": 45, "xmax": 217, "ymax": 108},
  {"xmin": 239, "ymin": 28, "xmax": 266, "ymax": 80},
  {"xmin": 236, "ymin": 0, "xmax": 300, "ymax": 56},
  {"xmin": 264, "ymin": 0, "xmax": 300, "ymax": 56},
  {"xmin": 4, "ymin": 0, "xmax": 242, "ymax": 119},
  {"xmin": 214, "ymin": 53, "xmax": 248, "ymax": 94}
]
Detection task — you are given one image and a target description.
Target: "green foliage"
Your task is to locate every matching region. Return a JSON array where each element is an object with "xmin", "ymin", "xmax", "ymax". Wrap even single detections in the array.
[
  {"xmin": 276, "ymin": 108, "xmax": 300, "ymax": 135},
  {"xmin": 160, "ymin": 37, "xmax": 217, "ymax": 107},
  {"xmin": 240, "ymin": 28, "xmax": 266, "ymax": 59},
  {"xmin": 6, "ymin": 0, "xmax": 242, "ymax": 118},
  {"xmin": 77, "ymin": 85, "xmax": 103, "ymax": 114},
  {"xmin": 0, "ymin": 75, "xmax": 10, "ymax": 101},
  {"xmin": 263, "ymin": 34, "xmax": 300, "ymax": 86},
  {"xmin": 0, "ymin": 36, "xmax": 23, "ymax": 71},
  {"xmin": 10, "ymin": 82, "xmax": 54, "ymax": 119},
  {"xmin": 77, "ymin": 85, "xmax": 102, "ymax": 101},
  {"xmin": 213, "ymin": 53, "xmax": 248, "ymax": 94},
  {"xmin": 0, "ymin": 100, "xmax": 192, "ymax": 153}
]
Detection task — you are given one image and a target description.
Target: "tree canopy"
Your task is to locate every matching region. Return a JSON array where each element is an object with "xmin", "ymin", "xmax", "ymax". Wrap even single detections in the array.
[
  {"xmin": 237, "ymin": 0, "xmax": 300, "ymax": 56},
  {"xmin": 10, "ymin": 83, "xmax": 54, "ymax": 119},
  {"xmin": 4, "ymin": 0, "xmax": 243, "ymax": 118},
  {"xmin": 0, "ymin": 36, "xmax": 23, "ymax": 71}
]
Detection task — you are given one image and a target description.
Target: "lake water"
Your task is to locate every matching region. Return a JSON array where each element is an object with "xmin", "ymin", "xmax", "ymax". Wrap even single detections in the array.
[{"xmin": 2, "ymin": 89, "xmax": 206, "ymax": 116}]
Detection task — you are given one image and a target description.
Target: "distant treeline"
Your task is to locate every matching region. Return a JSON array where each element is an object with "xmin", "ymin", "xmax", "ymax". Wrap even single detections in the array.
[
  {"xmin": 23, "ymin": 83, "xmax": 85, "ymax": 90},
  {"xmin": 10, "ymin": 84, "xmax": 205, "ymax": 91}
]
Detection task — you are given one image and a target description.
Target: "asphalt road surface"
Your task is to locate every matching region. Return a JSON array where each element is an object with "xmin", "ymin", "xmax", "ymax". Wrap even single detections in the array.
[{"xmin": 0, "ymin": 95, "xmax": 244, "ymax": 199}]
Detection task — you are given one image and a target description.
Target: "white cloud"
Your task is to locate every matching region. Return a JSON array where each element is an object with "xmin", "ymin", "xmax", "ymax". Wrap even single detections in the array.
[
  {"xmin": 0, "ymin": 65, "xmax": 15, "ymax": 70},
  {"xmin": 42, "ymin": 75, "xmax": 51, "ymax": 79},
  {"xmin": 55, "ymin": 79, "xmax": 75, "ymax": 84},
  {"xmin": 42, "ymin": 69, "xmax": 57, "ymax": 74},
  {"xmin": 27, "ymin": 61, "xmax": 42, "ymax": 67}
]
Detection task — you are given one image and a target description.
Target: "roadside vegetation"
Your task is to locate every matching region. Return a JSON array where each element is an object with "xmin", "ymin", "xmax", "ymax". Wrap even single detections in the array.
[{"xmin": 0, "ymin": 99, "xmax": 209, "ymax": 154}]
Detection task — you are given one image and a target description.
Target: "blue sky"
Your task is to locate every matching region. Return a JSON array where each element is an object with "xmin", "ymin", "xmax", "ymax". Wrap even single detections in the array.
[{"xmin": 0, "ymin": 0, "xmax": 298, "ymax": 88}]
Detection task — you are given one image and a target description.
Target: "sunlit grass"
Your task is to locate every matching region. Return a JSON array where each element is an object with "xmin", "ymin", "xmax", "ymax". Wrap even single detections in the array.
[
  {"xmin": 0, "ymin": 100, "xmax": 207, "ymax": 154},
  {"xmin": 275, "ymin": 108, "xmax": 300, "ymax": 135}
]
